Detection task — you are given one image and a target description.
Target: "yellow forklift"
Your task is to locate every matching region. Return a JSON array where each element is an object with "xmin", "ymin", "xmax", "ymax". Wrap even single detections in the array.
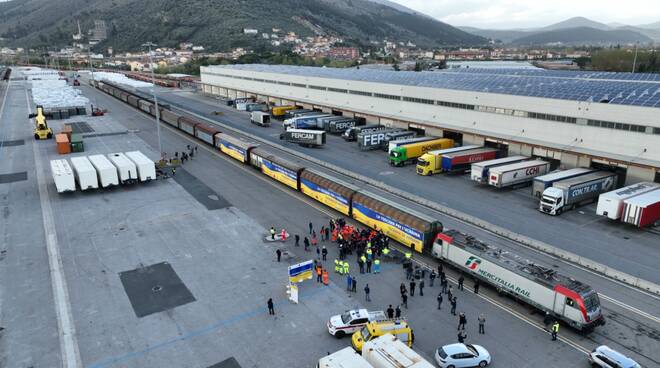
[{"xmin": 29, "ymin": 105, "xmax": 53, "ymax": 140}]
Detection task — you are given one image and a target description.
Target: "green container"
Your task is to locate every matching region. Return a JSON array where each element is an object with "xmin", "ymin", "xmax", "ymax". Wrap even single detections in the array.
[{"xmin": 70, "ymin": 134, "xmax": 84, "ymax": 152}]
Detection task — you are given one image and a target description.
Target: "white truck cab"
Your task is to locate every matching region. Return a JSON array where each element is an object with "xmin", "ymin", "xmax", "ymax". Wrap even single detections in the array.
[
  {"xmin": 540, "ymin": 187, "xmax": 564, "ymax": 215},
  {"xmin": 327, "ymin": 309, "xmax": 386, "ymax": 337}
]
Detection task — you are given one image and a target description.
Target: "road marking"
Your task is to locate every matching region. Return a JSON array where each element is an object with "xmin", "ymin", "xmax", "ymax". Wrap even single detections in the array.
[
  {"xmin": 599, "ymin": 294, "xmax": 660, "ymax": 324},
  {"xmin": 24, "ymin": 86, "xmax": 82, "ymax": 368}
]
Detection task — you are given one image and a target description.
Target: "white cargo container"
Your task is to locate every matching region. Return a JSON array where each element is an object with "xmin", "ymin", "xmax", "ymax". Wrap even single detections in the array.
[
  {"xmin": 362, "ymin": 334, "xmax": 434, "ymax": 368},
  {"xmin": 50, "ymin": 159, "xmax": 76, "ymax": 193},
  {"xmin": 88, "ymin": 154, "xmax": 119, "ymax": 188},
  {"xmin": 488, "ymin": 160, "xmax": 550, "ymax": 188},
  {"xmin": 596, "ymin": 182, "xmax": 659, "ymax": 220},
  {"xmin": 125, "ymin": 151, "xmax": 156, "ymax": 182},
  {"xmin": 318, "ymin": 347, "xmax": 374, "ymax": 368},
  {"xmin": 70, "ymin": 156, "xmax": 99, "ymax": 190},
  {"xmin": 470, "ymin": 155, "xmax": 528, "ymax": 184},
  {"xmin": 107, "ymin": 152, "xmax": 138, "ymax": 184}
]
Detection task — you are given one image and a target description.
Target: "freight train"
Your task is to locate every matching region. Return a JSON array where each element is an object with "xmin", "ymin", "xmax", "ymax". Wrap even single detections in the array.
[{"xmin": 91, "ymin": 79, "xmax": 605, "ymax": 331}]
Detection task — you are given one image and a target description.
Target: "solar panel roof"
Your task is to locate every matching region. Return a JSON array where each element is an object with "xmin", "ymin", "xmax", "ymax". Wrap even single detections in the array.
[{"xmin": 207, "ymin": 64, "xmax": 660, "ymax": 108}]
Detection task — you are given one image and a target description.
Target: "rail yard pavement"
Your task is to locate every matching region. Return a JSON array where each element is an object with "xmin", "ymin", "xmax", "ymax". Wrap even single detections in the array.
[
  {"xmin": 86, "ymin": 82, "xmax": 660, "ymax": 367},
  {"xmin": 0, "ymin": 80, "xmax": 61, "ymax": 367},
  {"xmin": 150, "ymin": 89, "xmax": 660, "ymax": 285}
]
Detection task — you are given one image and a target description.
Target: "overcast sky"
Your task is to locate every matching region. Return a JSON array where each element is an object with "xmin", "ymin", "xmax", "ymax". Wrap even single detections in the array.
[{"xmin": 388, "ymin": 0, "xmax": 660, "ymax": 29}]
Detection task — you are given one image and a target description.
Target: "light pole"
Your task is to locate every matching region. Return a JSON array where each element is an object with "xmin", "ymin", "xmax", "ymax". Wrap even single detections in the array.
[
  {"xmin": 631, "ymin": 42, "xmax": 639, "ymax": 73},
  {"xmin": 142, "ymin": 42, "xmax": 163, "ymax": 159}
]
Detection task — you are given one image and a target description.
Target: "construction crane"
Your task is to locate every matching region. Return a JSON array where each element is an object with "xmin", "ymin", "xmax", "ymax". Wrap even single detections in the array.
[{"xmin": 29, "ymin": 105, "xmax": 53, "ymax": 140}]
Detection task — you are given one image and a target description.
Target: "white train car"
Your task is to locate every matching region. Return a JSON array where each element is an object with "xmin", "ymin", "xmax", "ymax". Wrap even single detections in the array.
[{"xmin": 432, "ymin": 230, "xmax": 604, "ymax": 331}]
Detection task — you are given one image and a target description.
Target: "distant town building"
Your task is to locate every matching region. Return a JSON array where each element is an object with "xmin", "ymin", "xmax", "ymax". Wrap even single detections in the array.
[
  {"xmin": 192, "ymin": 46, "xmax": 205, "ymax": 52},
  {"xmin": 325, "ymin": 47, "xmax": 359, "ymax": 60},
  {"xmin": 243, "ymin": 28, "xmax": 258, "ymax": 35},
  {"xmin": 90, "ymin": 20, "xmax": 107, "ymax": 42}
]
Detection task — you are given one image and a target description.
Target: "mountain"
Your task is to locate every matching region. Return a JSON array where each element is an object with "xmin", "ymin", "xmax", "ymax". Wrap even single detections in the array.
[
  {"xmin": 636, "ymin": 21, "xmax": 660, "ymax": 29},
  {"xmin": 365, "ymin": 0, "xmax": 431, "ymax": 18},
  {"xmin": 458, "ymin": 26, "xmax": 529, "ymax": 43},
  {"xmin": 540, "ymin": 16, "xmax": 612, "ymax": 31},
  {"xmin": 512, "ymin": 27, "xmax": 652, "ymax": 45},
  {"xmin": 0, "ymin": 0, "xmax": 484, "ymax": 51}
]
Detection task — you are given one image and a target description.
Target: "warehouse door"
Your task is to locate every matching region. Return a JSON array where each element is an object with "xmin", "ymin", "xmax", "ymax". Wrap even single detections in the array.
[{"xmin": 443, "ymin": 131, "xmax": 462, "ymax": 145}]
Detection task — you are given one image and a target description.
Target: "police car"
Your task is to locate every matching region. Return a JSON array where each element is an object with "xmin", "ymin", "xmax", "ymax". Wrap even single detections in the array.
[{"xmin": 327, "ymin": 309, "xmax": 386, "ymax": 338}]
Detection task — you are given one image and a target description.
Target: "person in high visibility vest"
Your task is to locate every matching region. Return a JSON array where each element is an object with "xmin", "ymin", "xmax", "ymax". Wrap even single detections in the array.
[
  {"xmin": 270, "ymin": 227, "xmax": 276, "ymax": 240},
  {"xmin": 316, "ymin": 265, "xmax": 323, "ymax": 283},
  {"xmin": 382, "ymin": 247, "xmax": 390, "ymax": 257},
  {"xmin": 334, "ymin": 259, "xmax": 340, "ymax": 273},
  {"xmin": 551, "ymin": 321, "xmax": 560, "ymax": 341},
  {"xmin": 332, "ymin": 229, "xmax": 338, "ymax": 242},
  {"xmin": 322, "ymin": 269, "xmax": 329, "ymax": 285},
  {"xmin": 359, "ymin": 255, "xmax": 367, "ymax": 274},
  {"xmin": 374, "ymin": 259, "xmax": 381, "ymax": 273},
  {"xmin": 405, "ymin": 252, "xmax": 412, "ymax": 260},
  {"xmin": 343, "ymin": 261, "xmax": 349, "ymax": 275},
  {"xmin": 366, "ymin": 248, "xmax": 373, "ymax": 260}
]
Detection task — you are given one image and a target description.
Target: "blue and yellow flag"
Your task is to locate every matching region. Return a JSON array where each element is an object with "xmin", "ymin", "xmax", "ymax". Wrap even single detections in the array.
[{"xmin": 288, "ymin": 260, "xmax": 313, "ymax": 283}]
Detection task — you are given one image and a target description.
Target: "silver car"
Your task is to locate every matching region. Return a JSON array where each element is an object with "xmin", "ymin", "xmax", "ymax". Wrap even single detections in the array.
[
  {"xmin": 435, "ymin": 343, "xmax": 491, "ymax": 368},
  {"xmin": 588, "ymin": 345, "xmax": 641, "ymax": 368}
]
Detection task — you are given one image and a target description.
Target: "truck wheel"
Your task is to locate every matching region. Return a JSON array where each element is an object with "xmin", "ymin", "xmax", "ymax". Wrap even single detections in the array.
[{"xmin": 334, "ymin": 331, "xmax": 345, "ymax": 338}]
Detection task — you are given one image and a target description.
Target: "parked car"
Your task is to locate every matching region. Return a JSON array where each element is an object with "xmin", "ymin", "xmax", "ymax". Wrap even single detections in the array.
[
  {"xmin": 588, "ymin": 345, "xmax": 641, "ymax": 368},
  {"xmin": 435, "ymin": 343, "xmax": 491, "ymax": 368}
]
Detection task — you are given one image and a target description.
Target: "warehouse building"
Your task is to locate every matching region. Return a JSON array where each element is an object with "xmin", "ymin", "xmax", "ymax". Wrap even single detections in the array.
[{"xmin": 200, "ymin": 64, "xmax": 660, "ymax": 184}]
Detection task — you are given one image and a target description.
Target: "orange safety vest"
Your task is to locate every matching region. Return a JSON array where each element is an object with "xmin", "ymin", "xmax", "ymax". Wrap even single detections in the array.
[
  {"xmin": 316, "ymin": 266, "xmax": 322, "ymax": 276},
  {"xmin": 281, "ymin": 230, "xmax": 287, "ymax": 241},
  {"xmin": 332, "ymin": 230, "xmax": 338, "ymax": 241},
  {"xmin": 322, "ymin": 270, "xmax": 329, "ymax": 285}
]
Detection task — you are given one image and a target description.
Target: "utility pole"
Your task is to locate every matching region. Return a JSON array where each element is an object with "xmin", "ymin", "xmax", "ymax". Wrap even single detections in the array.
[
  {"xmin": 632, "ymin": 42, "xmax": 639, "ymax": 73},
  {"xmin": 142, "ymin": 42, "xmax": 163, "ymax": 158}
]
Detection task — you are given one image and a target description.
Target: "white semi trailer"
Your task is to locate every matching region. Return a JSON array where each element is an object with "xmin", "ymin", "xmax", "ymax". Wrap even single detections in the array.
[
  {"xmin": 488, "ymin": 160, "xmax": 550, "ymax": 188},
  {"xmin": 50, "ymin": 159, "xmax": 76, "ymax": 193},
  {"xmin": 596, "ymin": 182, "xmax": 659, "ymax": 220},
  {"xmin": 432, "ymin": 230, "xmax": 604, "ymax": 330},
  {"xmin": 70, "ymin": 156, "xmax": 99, "ymax": 190},
  {"xmin": 88, "ymin": 154, "xmax": 119, "ymax": 188}
]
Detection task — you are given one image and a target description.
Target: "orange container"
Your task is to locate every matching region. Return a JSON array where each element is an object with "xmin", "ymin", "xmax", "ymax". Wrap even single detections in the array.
[
  {"xmin": 56, "ymin": 134, "xmax": 70, "ymax": 154},
  {"xmin": 61, "ymin": 125, "xmax": 73, "ymax": 140}
]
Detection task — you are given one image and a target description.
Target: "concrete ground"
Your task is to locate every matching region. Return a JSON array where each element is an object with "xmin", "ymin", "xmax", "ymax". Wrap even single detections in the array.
[
  {"xmin": 148, "ymin": 88, "xmax": 660, "ymax": 285},
  {"xmin": 0, "ymin": 77, "xmax": 657, "ymax": 368}
]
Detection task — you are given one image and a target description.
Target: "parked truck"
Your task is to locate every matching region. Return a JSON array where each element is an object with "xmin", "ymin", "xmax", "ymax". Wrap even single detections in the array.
[
  {"xmin": 621, "ymin": 190, "xmax": 660, "ymax": 228},
  {"xmin": 250, "ymin": 111, "xmax": 271, "ymax": 126},
  {"xmin": 342, "ymin": 124, "xmax": 385, "ymax": 141},
  {"xmin": 284, "ymin": 108, "xmax": 313, "ymax": 119},
  {"xmin": 70, "ymin": 156, "xmax": 99, "ymax": 190},
  {"xmin": 387, "ymin": 136, "xmax": 438, "ymax": 155},
  {"xmin": 389, "ymin": 138, "xmax": 454, "ymax": 167},
  {"xmin": 440, "ymin": 147, "xmax": 499, "ymax": 174},
  {"xmin": 280, "ymin": 129, "xmax": 326, "ymax": 147},
  {"xmin": 362, "ymin": 334, "xmax": 434, "ymax": 368},
  {"xmin": 539, "ymin": 171, "xmax": 618, "ymax": 215},
  {"xmin": 50, "ymin": 159, "xmax": 76, "ymax": 193},
  {"xmin": 596, "ymin": 182, "xmax": 659, "ymax": 220},
  {"xmin": 415, "ymin": 145, "xmax": 479, "ymax": 176},
  {"xmin": 270, "ymin": 105, "xmax": 296, "ymax": 118},
  {"xmin": 531, "ymin": 168, "xmax": 595, "ymax": 198},
  {"xmin": 488, "ymin": 160, "xmax": 550, "ymax": 188},
  {"xmin": 283, "ymin": 114, "xmax": 331, "ymax": 130},
  {"xmin": 319, "ymin": 116, "xmax": 355, "ymax": 133},
  {"xmin": 470, "ymin": 155, "xmax": 529, "ymax": 183},
  {"xmin": 381, "ymin": 131, "xmax": 417, "ymax": 151},
  {"xmin": 358, "ymin": 128, "xmax": 402, "ymax": 151}
]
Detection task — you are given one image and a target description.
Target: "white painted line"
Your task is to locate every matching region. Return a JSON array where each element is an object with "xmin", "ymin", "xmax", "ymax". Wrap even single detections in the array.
[
  {"xmin": 599, "ymin": 294, "xmax": 660, "ymax": 324},
  {"xmin": 24, "ymin": 86, "xmax": 82, "ymax": 368}
]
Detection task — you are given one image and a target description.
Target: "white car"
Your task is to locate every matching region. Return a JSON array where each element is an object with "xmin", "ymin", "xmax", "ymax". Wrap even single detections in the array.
[
  {"xmin": 327, "ymin": 309, "xmax": 386, "ymax": 338},
  {"xmin": 435, "ymin": 343, "xmax": 491, "ymax": 368},
  {"xmin": 588, "ymin": 345, "xmax": 641, "ymax": 368}
]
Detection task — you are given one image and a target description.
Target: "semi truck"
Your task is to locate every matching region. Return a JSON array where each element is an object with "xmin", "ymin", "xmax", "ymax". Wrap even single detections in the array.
[
  {"xmin": 358, "ymin": 128, "xmax": 403, "ymax": 151},
  {"xmin": 621, "ymin": 190, "xmax": 660, "ymax": 228},
  {"xmin": 362, "ymin": 334, "xmax": 434, "ymax": 368},
  {"xmin": 531, "ymin": 168, "xmax": 595, "ymax": 198},
  {"xmin": 470, "ymin": 155, "xmax": 529, "ymax": 184},
  {"xmin": 342, "ymin": 124, "xmax": 385, "ymax": 141},
  {"xmin": 284, "ymin": 108, "xmax": 313, "ymax": 119},
  {"xmin": 432, "ymin": 230, "xmax": 604, "ymax": 330},
  {"xmin": 415, "ymin": 145, "xmax": 479, "ymax": 176},
  {"xmin": 440, "ymin": 147, "xmax": 499, "ymax": 174},
  {"xmin": 389, "ymin": 138, "xmax": 454, "ymax": 167},
  {"xmin": 539, "ymin": 171, "xmax": 618, "ymax": 216},
  {"xmin": 387, "ymin": 136, "xmax": 438, "ymax": 155},
  {"xmin": 319, "ymin": 116, "xmax": 355, "ymax": 133},
  {"xmin": 270, "ymin": 105, "xmax": 296, "ymax": 118},
  {"xmin": 596, "ymin": 182, "xmax": 659, "ymax": 220},
  {"xmin": 488, "ymin": 160, "xmax": 550, "ymax": 188},
  {"xmin": 280, "ymin": 129, "xmax": 326, "ymax": 147},
  {"xmin": 283, "ymin": 114, "xmax": 331, "ymax": 130},
  {"xmin": 381, "ymin": 131, "xmax": 416, "ymax": 151}
]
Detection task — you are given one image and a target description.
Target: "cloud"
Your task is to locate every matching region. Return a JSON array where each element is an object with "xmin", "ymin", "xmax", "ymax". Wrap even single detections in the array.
[{"xmin": 386, "ymin": 0, "xmax": 660, "ymax": 28}]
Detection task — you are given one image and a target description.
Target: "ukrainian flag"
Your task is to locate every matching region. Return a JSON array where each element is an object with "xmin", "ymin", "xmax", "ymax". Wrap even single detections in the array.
[{"xmin": 288, "ymin": 260, "xmax": 313, "ymax": 283}]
